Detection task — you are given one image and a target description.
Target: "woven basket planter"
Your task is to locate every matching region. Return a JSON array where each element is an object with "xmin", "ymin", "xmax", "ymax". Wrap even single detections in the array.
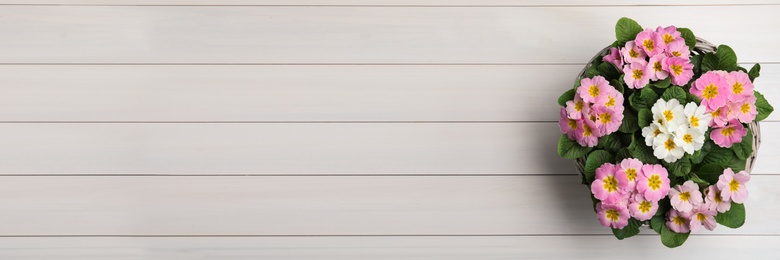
[{"xmin": 572, "ymin": 37, "xmax": 762, "ymax": 181}]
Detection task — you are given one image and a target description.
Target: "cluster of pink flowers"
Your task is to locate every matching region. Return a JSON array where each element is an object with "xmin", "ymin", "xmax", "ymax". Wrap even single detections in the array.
[
  {"xmin": 666, "ymin": 168, "xmax": 749, "ymax": 233},
  {"xmin": 690, "ymin": 70, "xmax": 757, "ymax": 148},
  {"xmin": 592, "ymin": 159, "xmax": 670, "ymax": 229},
  {"xmin": 558, "ymin": 76, "xmax": 624, "ymax": 147},
  {"xmin": 603, "ymin": 26, "xmax": 694, "ymax": 89}
]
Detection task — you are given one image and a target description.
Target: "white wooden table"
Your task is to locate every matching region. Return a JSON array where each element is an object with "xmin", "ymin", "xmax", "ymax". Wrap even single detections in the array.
[{"xmin": 0, "ymin": 1, "xmax": 779, "ymax": 258}]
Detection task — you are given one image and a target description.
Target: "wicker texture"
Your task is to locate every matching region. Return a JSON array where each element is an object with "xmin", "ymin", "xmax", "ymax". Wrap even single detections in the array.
[{"xmin": 573, "ymin": 37, "xmax": 761, "ymax": 177}]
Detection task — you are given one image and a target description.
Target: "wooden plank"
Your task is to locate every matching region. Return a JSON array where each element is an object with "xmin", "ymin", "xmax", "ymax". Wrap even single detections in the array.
[
  {"xmin": 0, "ymin": 0, "xmax": 775, "ymax": 5},
  {"xmin": 2, "ymin": 64, "xmax": 778, "ymax": 122},
  {"xmin": 0, "ymin": 236, "xmax": 777, "ymax": 259},
  {"xmin": 0, "ymin": 122, "xmax": 778, "ymax": 175},
  {"xmin": 0, "ymin": 175, "xmax": 775, "ymax": 235},
  {"xmin": 0, "ymin": 6, "xmax": 778, "ymax": 64}
]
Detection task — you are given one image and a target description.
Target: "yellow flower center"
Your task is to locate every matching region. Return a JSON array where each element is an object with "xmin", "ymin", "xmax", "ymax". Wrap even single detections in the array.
[
  {"xmin": 690, "ymin": 115, "xmax": 699, "ymax": 128},
  {"xmin": 714, "ymin": 191, "xmax": 723, "ymax": 203},
  {"xmin": 696, "ymin": 213, "xmax": 706, "ymax": 221},
  {"xmin": 711, "ymin": 108, "xmax": 721, "ymax": 118},
  {"xmin": 653, "ymin": 61, "xmax": 663, "ymax": 72},
  {"xmin": 656, "ymin": 118, "xmax": 665, "ymax": 126},
  {"xmin": 567, "ymin": 119, "xmax": 577, "ymax": 130},
  {"xmin": 606, "ymin": 209, "xmax": 620, "ymax": 222},
  {"xmin": 703, "ymin": 84, "xmax": 719, "ymax": 100},
  {"xmin": 625, "ymin": 168, "xmax": 637, "ymax": 182},
  {"xmin": 632, "ymin": 69, "xmax": 644, "ymax": 80},
  {"xmin": 729, "ymin": 179, "xmax": 740, "ymax": 192},
  {"xmin": 672, "ymin": 51, "xmax": 682, "ymax": 57},
  {"xmin": 663, "ymin": 34, "xmax": 675, "ymax": 44},
  {"xmin": 741, "ymin": 103, "xmax": 751, "ymax": 114},
  {"xmin": 663, "ymin": 110, "xmax": 674, "ymax": 121},
  {"xmin": 683, "ymin": 134, "xmax": 693, "ymax": 143},
  {"xmin": 671, "ymin": 64, "xmax": 683, "ymax": 75},
  {"xmin": 679, "ymin": 191, "xmax": 690, "ymax": 202},
  {"xmin": 574, "ymin": 100, "xmax": 584, "ymax": 112},
  {"xmin": 664, "ymin": 138, "xmax": 676, "ymax": 151},
  {"xmin": 732, "ymin": 82, "xmax": 744, "ymax": 94},
  {"xmin": 605, "ymin": 96, "xmax": 616, "ymax": 108},
  {"xmin": 721, "ymin": 127, "xmax": 735, "ymax": 137},
  {"xmin": 588, "ymin": 85, "xmax": 600, "ymax": 98},
  {"xmin": 673, "ymin": 215, "xmax": 686, "ymax": 225},
  {"xmin": 648, "ymin": 174, "xmax": 662, "ymax": 191},
  {"xmin": 639, "ymin": 201, "xmax": 652, "ymax": 213},
  {"xmin": 599, "ymin": 112, "xmax": 612, "ymax": 124},
  {"xmin": 643, "ymin": 39, "xmax": 655, "ymax": 52},
  {"xmin": 629, "ymin": 49, "xmax": 639, "ymax": 58},
  {"xmin": 603, "ymin": 176, "xmax": 619, "ymax": 193},
  {"xmin": 653, "ymin": 128, "xmax": 662, "ymax": 137},
  {"xmin": 583, "ymin": 124, "xmax": 593, "ymax": 137}
]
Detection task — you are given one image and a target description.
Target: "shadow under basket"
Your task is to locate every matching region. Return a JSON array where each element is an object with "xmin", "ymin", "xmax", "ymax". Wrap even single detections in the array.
[{"xmin": 572, "ymin": 37, "xmax": 762, "ymax": 184}]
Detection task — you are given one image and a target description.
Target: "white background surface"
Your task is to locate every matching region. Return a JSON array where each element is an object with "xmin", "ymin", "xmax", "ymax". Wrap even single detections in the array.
[{"xmin": 0, "ymin": 0, "xmax": 779, "ymax": 258}]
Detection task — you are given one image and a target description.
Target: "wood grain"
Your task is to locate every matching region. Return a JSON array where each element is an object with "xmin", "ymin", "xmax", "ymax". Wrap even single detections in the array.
[
  {"xmin": 1, "ymin": 64, "xmax": 778, "ymax": 122},
  {"xmin": 0, "ymin": 175, "xmax": 775, "ymax": 235},
  {"xmin": 1, "ymin": 0, "xmax": 776, "ymax": 5},
  {"xmin": 0, "ymin": 236, "xmax": 777, "ymax": 259},
  {"xmin": 0, "ymin": 6, "xmax": 778, "ymax": 64},
  {"xmin": 0, "ymin": 122, "xmax": 777, "ymax": 175}
]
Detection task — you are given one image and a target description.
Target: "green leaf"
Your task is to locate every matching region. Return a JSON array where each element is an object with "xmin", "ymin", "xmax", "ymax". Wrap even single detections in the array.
[
  {"xmin": 650, "ymin": 215, "xmax": 665, "ymax": 234},
  {"xmin": 663, "ymin": 157, "xmax": 692, "ymax": 177},
  {"xmin": 629, "ymin": 87, "xmax": 660, "ymax": 110},
  {"xmin": 585, "ymin": 150, "xmax": 614, "ymax": 183},
  {"xmin": 728, "ymin": 156, "xmax": 747, "ymax": 172},
  {"xmin": 754, "ymin": 91, "xmax": 774, "ymax": 122},
  {"xmin": 653, "ymin": 77, "xmax": 672, "ymax": 89},
  {"xmin": 614, "ymin": 147, "xmax": 632, "ymax": 163},
  {"xmin": 748, "ymin": 63, "xmax": 761, "ymax": 81},
  {"xmin": 619, "ymin": 110, "xmax": 639, "ymax": 133},
  {"xmin": 629, "ymin": 135, "xmax": 660, "ymax": 164},
  {"xmin": 637, "ymin": 108, "xmax": 653, "ymax": 128},
  {"xmin": 661, "ymin": 86, "xmax": 687, "ymax": 103},
  {"xmin": 610, "ymin": 79, "xmax": 625, "ymax": 94},
  {"xmin": 686, "ymin": 93, "xmax": 701, "ymax": 106},
  {"xmin": 660, "ymin": 225, "xmax": 690, "ymax": 248},
  {"xmin": 701, "ymin": 144, "xmax": 737, "ymax": 168},
  {"xmin": 695, "ymin": 164, "xmax": 725, "ymax": 184},
  {"xmin": 558, "ymin": 134, "xmax": 593, "ymax": 159},
  {"xmin": 557, "ymin": 89, "xmax": 576, "ymax": 107},
  {"xmin": 689, "ymin": 173, "xmax": 711, "ymax": 186},
  {"xmin": 716, "ymin": 202, "xmax": 746, "ymax": 228},
  {"xmin": 584, "ymin": 64, "xmax": 601, "ymax": 78},
  {"xmin": 612, "ymin": 218, "xmax": 642, "ymax": 240},
  {"xmin": 701, "ymin": 53, "xmax": 718, "ymax": 73},
  {"xmin": 731, "ymin": 127, "xmax": 753, "ymax": 160},
  {"xmin": 689, "ymin": 141, "xmax": 711, "ymax": 164},
  {"xmin": 615, "ymin": 17, "xmax": 643, "ymax": 45},
  {"xmin": 690, "ymin": 54, "xmax": 703, "ymax": 76},
  {"xmin": 597, "ymin": 134, "xmax": 622, "ymax": 153},
  {"xmin": 677, "ymin": 27, "xmax": 696, "ymax": 50},
  {"xmin": 716, "ymin": 45, "xmax": 738, "ymax": 72},
  {"xmin": 598, "ymin": 61, "xmax": 620, "ymax": 80}
]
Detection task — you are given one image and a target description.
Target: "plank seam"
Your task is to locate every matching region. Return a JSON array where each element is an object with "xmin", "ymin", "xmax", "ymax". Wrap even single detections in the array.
[{"xmin": 1, "ymin": 4, "xmax": 779, "ymax": 7}]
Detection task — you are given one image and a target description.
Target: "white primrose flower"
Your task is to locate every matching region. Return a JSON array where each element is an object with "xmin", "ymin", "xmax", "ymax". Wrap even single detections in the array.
[
  {"xmin": 683, "ymin": 102, "xmax": 712, "ymax": 134},
  {"xmin": 651, "ymin": 98, "xmax": 686, "ymax": 132},
  {"xmin": 641, "ymin": 123, "xmax": 666, "ymax": 147},
  {"xmin": 673, "ymin": 125, "xmax": 705, "ymax": 154},
  {"xmin": 653, "ymin": 133, "xmax": 685, "ymax": 163}
]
